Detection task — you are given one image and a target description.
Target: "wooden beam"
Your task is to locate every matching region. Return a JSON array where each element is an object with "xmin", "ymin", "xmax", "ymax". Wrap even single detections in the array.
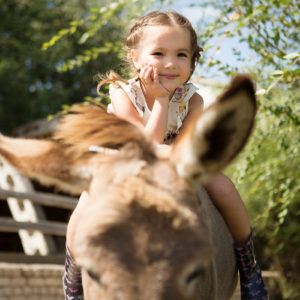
[
  {"xmin": 0, "ymin": 252, "xmax": 65, "ymax": 264},
  {"xmin": 0, "ymin": 188, "xmax": 77, "ymax": 210},
  {"xmin": 0, "ymin": 217, "xmax": 67, "ymax": 236}
]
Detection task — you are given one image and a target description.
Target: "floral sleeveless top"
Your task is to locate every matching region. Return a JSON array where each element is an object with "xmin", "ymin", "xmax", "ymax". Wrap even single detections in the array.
[{"xmin": 108, "ymin": 78, "xmax": 198, "ymax": 145}]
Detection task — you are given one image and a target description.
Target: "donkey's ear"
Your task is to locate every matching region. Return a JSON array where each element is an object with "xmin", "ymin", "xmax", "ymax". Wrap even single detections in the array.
[
  {"xmin": 171, "ymin": 74, "xmax": 256, "ymax": 183},
  {"xmin": 0, "ymin": 135, "xmax": 91, "ymax": 194}
]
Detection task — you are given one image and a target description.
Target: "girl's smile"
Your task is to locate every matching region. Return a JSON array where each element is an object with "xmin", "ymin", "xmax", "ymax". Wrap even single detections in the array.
[
  {"xmin": 159, "ymin": 74, "xmax": 179, "ymax": 80},
  {"xmin": 131, "ymin": 25, "xmax": 192, "ymax": 94}
]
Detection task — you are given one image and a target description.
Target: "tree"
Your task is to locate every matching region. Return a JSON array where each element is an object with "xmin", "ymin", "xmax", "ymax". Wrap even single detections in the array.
[
  {"xmin": 40, "ymin": 0, "xmax": 161, "ymax": 102},
  {"xmin": 195, "ymin": 0, "xmax": 299, "ymax": 86},
  {"xmin": 191, "ymin": 0, "xmax": 299, "ymax": 298},
  {"xmin": 0, "ymin": 0, "xmax": 137, "ymax": 133}
]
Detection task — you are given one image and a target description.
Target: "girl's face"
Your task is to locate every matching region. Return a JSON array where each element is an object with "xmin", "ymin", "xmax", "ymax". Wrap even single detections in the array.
[{"xmin": 131, "ymin": 25, "xmax": 192, "ymax": 93}]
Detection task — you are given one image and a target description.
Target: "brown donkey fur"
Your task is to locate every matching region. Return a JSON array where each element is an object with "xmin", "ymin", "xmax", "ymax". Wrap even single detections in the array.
[{"xmin": 0, "ymin": 75, "xmax": 256, "ymax": 300}]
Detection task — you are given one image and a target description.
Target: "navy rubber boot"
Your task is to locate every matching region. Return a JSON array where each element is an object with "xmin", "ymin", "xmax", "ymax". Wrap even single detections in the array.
[{"xmin": 235, "ymin": 232, "xmax": 268, "ymax": 300}]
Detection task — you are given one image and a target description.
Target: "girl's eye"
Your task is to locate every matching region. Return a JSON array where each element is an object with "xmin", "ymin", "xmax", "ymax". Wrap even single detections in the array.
[
  {"xmin": 152, "ymin": 52, "xmax": 163, "ymax": 56},
  {"xmin": 178, "ymin": 53, "xmax": 188, "ymax": 57}
]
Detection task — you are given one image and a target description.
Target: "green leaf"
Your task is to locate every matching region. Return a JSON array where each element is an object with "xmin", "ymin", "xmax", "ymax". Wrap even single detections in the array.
[
  {"xmin": 58, "ymin": 29, "xmax": 68, "ymax": 36},
  {"xmin": 256, "ymin": 89, "xmax": 267, "ymax": 96},
  {"xmin": 69, "ymin": 27, "xmax": 77, "ymax": 35},
  {"xmin": 69, "ymin": 21, "xmax": 79, "ymax": 26},
  {"xmin": 283, "ymin": 52, "xmax": 300, "ymax": 60},
  {"xmin": 234, "ymin": 22, "xmax": 246, "ymax": 31},
  {"xmin": 79, "ymin": 32, "xmax": 90, "ymax": 44},
  {"xmin": 274, "ymin": 32, "xmax": 280, "ymax": 46},
  {"xmin": 271, "ymin": 70, "xmax": 284, "ymax": 76},
  {"xmin": 90, "ymin": 8, "xmax": 100, "ymax": 13}
]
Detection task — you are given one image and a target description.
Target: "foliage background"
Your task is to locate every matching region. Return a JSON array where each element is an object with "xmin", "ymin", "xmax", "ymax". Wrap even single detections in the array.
[
  {"xmin": 0, "ymin": 0, "xmax": 147, "ymax": 133},
  {"xmin": 197, "ymin": 1, "xmax": 299, "ymax": 299},
  {"xmin": 0, "ymin": 0, "xmax": 299, "ymax": 298}
]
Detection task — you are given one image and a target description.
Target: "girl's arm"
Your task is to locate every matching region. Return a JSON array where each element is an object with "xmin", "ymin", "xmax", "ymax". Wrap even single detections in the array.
[
  {"xmin": 111, "ymin": 88, "xmax": 204, "ymax": 144},
  {"xmin": 111, "ymin": 89, "xmax": 169, "ymax": 144},
  {"xmin": 110, "ymin": 87, "xmax": 145, "ymax": 129},
  {"xmin": 154, "ymin": 93, "xmax": 204, "ymax": 157},
  {"xmin": 111, "ymin": 66, "xmax": 170, "ymax": 144}
]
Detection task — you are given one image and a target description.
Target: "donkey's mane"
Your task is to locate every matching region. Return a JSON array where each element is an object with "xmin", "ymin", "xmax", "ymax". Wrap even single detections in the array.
[{"xmin": 54, "ymin": 103, "xmax": 155, "ymax": 158}]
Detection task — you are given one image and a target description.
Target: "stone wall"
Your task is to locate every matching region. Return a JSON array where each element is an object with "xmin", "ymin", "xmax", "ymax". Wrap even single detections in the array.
[{"xmin": 0, "ymin": 263, "xmax": 65, "ymax": 300}]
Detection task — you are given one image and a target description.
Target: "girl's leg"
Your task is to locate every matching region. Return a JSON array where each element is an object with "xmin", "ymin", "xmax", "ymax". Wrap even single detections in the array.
[
  {"xmin": 235, "ymin": 231, "xmax": 268, "ymax": 300},
  {"xmin": 63, "ymin": 244, "xmax": 84, "ymax": 300},
  {"xmin": 63, "ymin": 191, "xmax": 90, "ymax": 300},
  {"xmin": 205, "ymin": 173, "xmax": 251, "ymax": 245},
  {"xmin": 205, "ymin": 173, "xmax": 268, "ymax": 300}
]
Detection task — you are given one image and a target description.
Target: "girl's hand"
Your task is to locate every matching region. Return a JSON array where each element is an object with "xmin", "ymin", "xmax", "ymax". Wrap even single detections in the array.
[{"xmin": 140, "ymin": 65, "xmax": 170, "ymax": 100}]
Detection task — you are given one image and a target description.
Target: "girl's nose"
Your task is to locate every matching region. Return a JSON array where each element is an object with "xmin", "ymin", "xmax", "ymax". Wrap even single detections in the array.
[{"xmin": 164, "ymin": 57, "xmax": 176, "ymax": 69}]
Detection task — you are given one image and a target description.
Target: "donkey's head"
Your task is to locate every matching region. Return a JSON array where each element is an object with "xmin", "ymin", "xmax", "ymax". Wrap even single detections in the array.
[
  {"xmin": 0, "ymin": 75, "xmax": 256, "ymax": 300},
  {"xmin": 75, "ymin": 172, "xmax": 212, "ymax": 300}
]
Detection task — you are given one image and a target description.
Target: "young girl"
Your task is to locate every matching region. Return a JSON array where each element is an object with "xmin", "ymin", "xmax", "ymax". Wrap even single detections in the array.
[{"xmin": 64, "ymin": 10, "xmax": 268, "ymax": 300}]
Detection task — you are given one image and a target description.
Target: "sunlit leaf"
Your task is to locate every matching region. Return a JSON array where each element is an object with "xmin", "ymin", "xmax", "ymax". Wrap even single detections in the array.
[
  {"xmin": 79, "ymin": 32, "xmax": 90, "ymax": 44},
  {"xmin": 271, "ymin": 70, "xmax": 284, "ymax": 76},
  {"xmin": 283, "ymin": 52, "xmax": 300, "ymax": 60},
  {"xmin": 256, "ymin": 89, "xmax": 267, "ymax": 95}
]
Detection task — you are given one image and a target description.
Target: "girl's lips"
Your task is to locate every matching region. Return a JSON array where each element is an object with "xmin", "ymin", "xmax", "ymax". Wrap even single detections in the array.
[{"xmin": 160, "ymin": 74, "xmax": 178, "ymax": 80}]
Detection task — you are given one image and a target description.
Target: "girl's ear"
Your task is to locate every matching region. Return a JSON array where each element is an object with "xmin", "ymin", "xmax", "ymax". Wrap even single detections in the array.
[{"xmin": 131, "ymin": 49, "xmax": 141, "ymax": 69}]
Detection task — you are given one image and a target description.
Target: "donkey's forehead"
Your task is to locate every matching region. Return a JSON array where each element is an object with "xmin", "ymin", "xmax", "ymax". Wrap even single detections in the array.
[
  {"xmin": 89, "ymin": 156, "xmax": 190, "ymax": 198},
  {"xmin": 75, "ymin": 204, "xmax": 211, "ymax": 268},
  {"xmin": 74, "ymin": 170, "xmax": 208, "ymax": 261},
  {"xmin": 85, "ymin": 158, "xmax": 201, "ymax": 237},
  {"xmin": 84, "ymin": 176, "xmax": 200, "ymax": 234}
]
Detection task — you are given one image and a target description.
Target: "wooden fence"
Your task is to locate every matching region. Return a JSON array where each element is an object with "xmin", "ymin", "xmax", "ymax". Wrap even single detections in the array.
[{"xmin": 0, "ymin": 188, "xmax": 77, "ymax": 264}]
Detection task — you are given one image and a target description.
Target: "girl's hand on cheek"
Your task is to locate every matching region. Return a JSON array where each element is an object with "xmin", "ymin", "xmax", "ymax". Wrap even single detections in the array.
[
  {"xmin": 140, "ymin": 65, "xmax": 153, "ymax": 83},
  {"xmin": 140, "ymin": 65, "xmax": 170, "ymax": 100}
]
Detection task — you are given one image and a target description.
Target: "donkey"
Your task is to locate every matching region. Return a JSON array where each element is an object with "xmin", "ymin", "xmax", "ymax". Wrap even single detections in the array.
[{"xmin": 0, "ymin": 75, "xmax": 256, "ymax": 300}]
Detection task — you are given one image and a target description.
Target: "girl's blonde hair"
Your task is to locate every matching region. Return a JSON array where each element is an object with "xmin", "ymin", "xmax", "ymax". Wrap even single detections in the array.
[{"xmin": 97, "ymin": 10, "xmax": 202, "ymax": 92}]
